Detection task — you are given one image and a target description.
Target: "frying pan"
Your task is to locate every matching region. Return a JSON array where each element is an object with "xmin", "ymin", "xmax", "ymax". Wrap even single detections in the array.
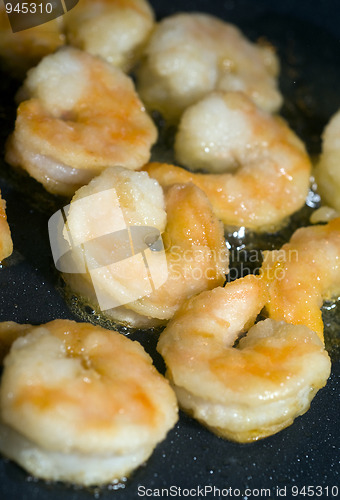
[{"xmin": 0, "ymin": 0, "xmax": 339, "ymax": 498}]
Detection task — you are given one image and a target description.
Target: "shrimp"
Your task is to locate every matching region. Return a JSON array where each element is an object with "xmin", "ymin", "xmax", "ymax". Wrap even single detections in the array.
[
  {"xmin": 64, "ymin": 0, "xmax": 155, "ymax": 72},
  {"xmin": 61, "ymin": 166, "xmax": 228, "ymax": 328},
  {"xmin": 136, "ymin": 12, "xmax": 282, "ymax": 122},
  {"xmin": 314, "ymin": 110, "xmax": 340, "ymax": 212},
  {"xmin": 310, "ymin": 206, "xmax": 339, "ymax": 224},
  {"xmin": 144, "ymin": 92, "xmax": 311, "ymax": 231},
  {"xmin": 0, "ymin": 192, "xmax": 13, "ymax": 262},
  {"xmin": 260, "ymin": 218, "xmax": 340, "ymax": 343},
  {"xmin": 0, "ymin": 322, "xmax": 31, "ymax": 363},
  {"xmin": 0, "ymin": 6, "xmax": 65, "ymax": 78},
  {"xmin": 157, "ymin": 275, "xmax": 331, "ymax": 443},
  {"xmin": 5, "ymin": 47, "xmax": 157, "ymax": 197},
  {"xmin": 0, "ymin": 319, "xmax": 178, "ymax": 485}
]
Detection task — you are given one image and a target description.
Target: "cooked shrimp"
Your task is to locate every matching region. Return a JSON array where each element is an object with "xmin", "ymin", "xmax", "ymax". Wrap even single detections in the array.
[
  {"xmin": 0, "ymin": 322, "xmax": 31, "ymax": 362},
  {"xmin": 260, "ymin": 218, "xmax": 340, "ymax": 343},
  {"xmin": 0, "ymin": 319, "xmax": 178, "ymax": 485},
  {"xmin": 0, "ymin": 192, "xmax": 13, "ymax": 262},
  {"xmin": 64, "ymin": 0, "xmax": 154, "ymax": 72},
  {"xmin": 157, "ymin": 275, "xmax": 331, "ymax": 443},
  {"xmin": 314, "ymin": 110, "xmax": 340, "ymax": 212},
  {"xmin": 5, "ymin": 47, "xmax": 157, "ymax": 197},
  {"xmin": 310, "ymin": 206, "xmax": 339, "ymax": 224},
  {"xmin": 0, "ymin": 5, "xmax": 65, "ymax": 78},
  {"xmin": 61, "ymin": 166, "xmax": 228, "ymax": 328},
  {"xmin": 137, "ymin": 13, "xmax": 282, "ymax": 122},
  {"xmin": 145, "ymin": 92, "xmax": 311, "ymax": 231}
]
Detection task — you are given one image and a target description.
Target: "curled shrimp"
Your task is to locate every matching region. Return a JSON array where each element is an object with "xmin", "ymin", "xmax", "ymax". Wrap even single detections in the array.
[
  {"xmin": 137, "ymin": 12, "xmax": 282, "ymax": 122},
  {"xmin": 260, "ymin": 218, "xmax": 340, "ymax": 343},
  {"xmin": 61, "ymin": 166, "xmax": 228, "ymax": 328},
  {"xmin": 0, "ymin": 192, "xmax": 13, "ymax": 262},
  {"xmin": 64, "ymin": 0, "xmax": 155, "ymax": 72},
  {"xmin": 157, "ymin": 275, "xmax": 331, "ymax": 443},
  {"xmin": 145, "ymin": 92, "xmax": 311, "ymax": 231},
  {"xmin": 0, "ymin": 319, "xmax": 178, "ymax": 485},
  {"xmin": 5, "ymin": 47, "xmax": 157, "ymax": 197},
  {"xmin": 0, "ymin": 6, "xmax": 65, "ymax": 78},
  {"xmin": 314, "ymin": 110, "xmax": 340, "ymax": 213}
]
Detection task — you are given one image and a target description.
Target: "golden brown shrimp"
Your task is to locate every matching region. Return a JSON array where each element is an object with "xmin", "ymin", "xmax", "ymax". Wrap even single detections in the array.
[
  {"xmin": 314, "ymin": 110, "xmax": 340, "ymax": 212},
  {"xmin": 144, "ymin": 93, "xmax": 311, "ymax": 231},
  {"xmin": 0, "ymin": 6, "xmax": 65, "ymax": 78},
  {"xmin": 0, "ymin": 319, "xmax": 178, "ymax": 485},
  {"xmin": 310, "ymin": 205, "xmax": 339, "ymax": 224},
  {"xmin": 0, "ymin": 192, "xmax": 13, "ymax": 262},
  {"xmin": 0, "ymin": 322, "xmax": 32, "ymax": 363},
  {"xmin": 64, "ymin": 0, "xmax": 155, "ymax": 72},
  {"xmin": 137, "ymin": 12, "xmax": 282, "ymax": 122},
  {"xmin": 5, "ymin": 47, "xmax": 157, "ymax": 197},
  {"xmin": 61, "ymin": 166, "xmax": 228, "ymax": 328},
  {"xmin": 157, "ymin": 275, "xmax": 331, "ymax": 443},
  {"xmin": 260, "ymin": 218, "xmax": 340, "ymax": 343}
]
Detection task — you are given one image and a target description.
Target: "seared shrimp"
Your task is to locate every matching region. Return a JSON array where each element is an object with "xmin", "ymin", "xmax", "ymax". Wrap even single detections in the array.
[
  {"xmin": 65, "ymin": 0, "xmax": 154, "ymax": 72},
  {"xmin": 0, "ymin": 192, "xmax": 13, "ymax": 262},
  {"xmin": 0, "ymin": 6, "xmax": 65, "ymax": 78},
  {"xmin": 145, "ymin": 93, "xmax": 311, "ymax": 231},
  {"xmin": 137, "ymin": 13, "xmax": 282, "ymax": 121},
  {"xmin": 261, "ymin": 218, "xmax": 340, "ymax": 343},
  {"xmin": 5, "ymin": 47, "xmax": 157, "ymax": 197},
  {"xmin": 314, "ymin": 110, "xmax": 340, "ymax": 212},
  {"xmin": 61, "ymin": 166, "xmax": 228, "ymax": 328},
  {"xmin": 0, "ymin": 320, "xmax": 178, "ymax": 485},
  {"xmin": 157, "ymin": 275, "xmax": 331, "ymax": 443}
]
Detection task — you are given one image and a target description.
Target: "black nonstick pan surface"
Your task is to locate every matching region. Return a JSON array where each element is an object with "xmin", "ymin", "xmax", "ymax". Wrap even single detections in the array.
[{"xmin": 0, "ymin": 1, "xmax": 339, "ymax": 499}]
